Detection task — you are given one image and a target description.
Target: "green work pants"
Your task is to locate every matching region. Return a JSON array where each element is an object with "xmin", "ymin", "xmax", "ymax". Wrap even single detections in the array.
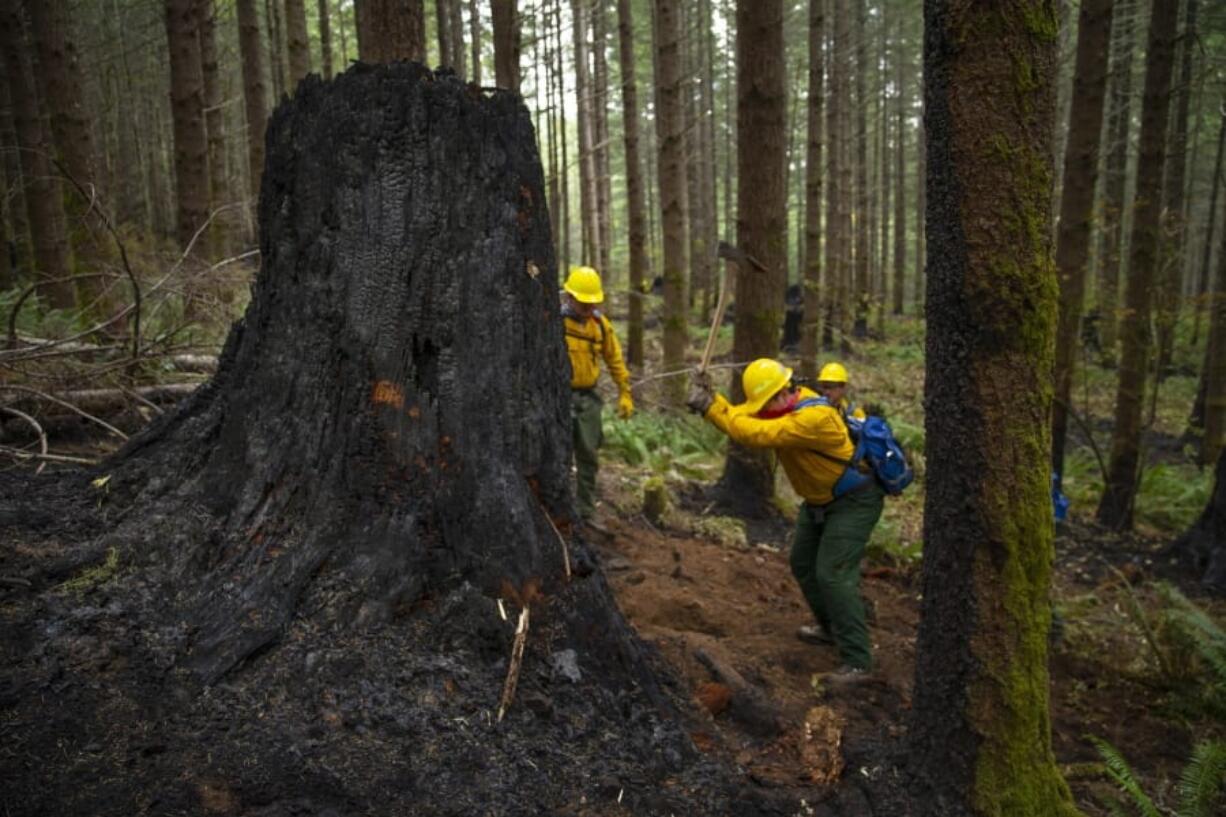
[
  {"xmin": 789, "ymin": 485, "xmax": 884, "ymax": 669},
  {"xmin": 571, "ymin": 389, "xmax": 604, "ymax": 518}
]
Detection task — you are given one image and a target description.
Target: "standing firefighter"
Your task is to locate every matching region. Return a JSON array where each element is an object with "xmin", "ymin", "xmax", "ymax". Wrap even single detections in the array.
[
  {"xmin": 687, "ymin": 359, "xmax": 884, "ymax": 679},
  {"xmin": 562, "ymin": 266, "xmax": 634, "ymax": 519},
  {"xmin": 815, "ymin": 362, "xmax": 866, "ymax": 421}
]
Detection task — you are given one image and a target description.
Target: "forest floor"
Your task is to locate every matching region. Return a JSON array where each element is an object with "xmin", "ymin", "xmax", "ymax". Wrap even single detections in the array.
[{"xmin": 2, "ymin": 319, "xmax": 1224, "ymax": 815}]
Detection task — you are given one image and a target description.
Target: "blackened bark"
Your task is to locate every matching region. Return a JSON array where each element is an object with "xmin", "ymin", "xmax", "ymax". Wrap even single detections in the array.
[
  {"xmin": 108, "ymin": 64, "xmax": 577, "ymax": 684},
  {"xmin": 1171, "ymin": 448, "xmax": 1226, "ymax": 593},
  {"xmin": 1051, "ymin": 0, "xmax": 1115, "ymax": 478},
  {"xmin": 1098, "ymin": 0, "xmax": 1180, "ymax": 530},
  {"xmin": 915, "ymin": 1, "xmax": 1076, "ymax": 814},
  {"xmin": 491, "ymin": 0, "xmax": 520, "ymax": 91},
  {"xmin": 0, "ymin": 3, "xmax": 74, "ymax": 309},
  {"xmin": 237, "ymin": 0, "xmax": 268, "ymax": 208},
  {"xmin": 164, "ymin": 0, "xmax": 210, "ymax": 255},
  {"xmin": 616, "ymin": 0, "xmax": 648, "ymax": 368}
]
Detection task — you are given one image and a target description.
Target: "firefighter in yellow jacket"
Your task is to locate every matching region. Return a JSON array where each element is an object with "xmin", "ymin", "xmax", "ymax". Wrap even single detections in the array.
[
  {"xmin": 686, "ymin": 359, "xmax": 882, "ymax": 678},
  {"xmin": 562, "ymin": 266, "xmax": 633, "ymax": 519}
]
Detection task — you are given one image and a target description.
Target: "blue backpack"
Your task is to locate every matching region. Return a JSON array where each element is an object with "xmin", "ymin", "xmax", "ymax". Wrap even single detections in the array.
[{"xmin": 795, "ymin": 397, "xmax": 914, "ymax": 497}]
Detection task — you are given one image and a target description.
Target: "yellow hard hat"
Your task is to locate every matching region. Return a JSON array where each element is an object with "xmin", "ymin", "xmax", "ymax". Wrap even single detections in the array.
[
  {"xmin": 741, "ymin": 358, "xmax": 794, "ymax": 414},
  {"xmin": 817, "ymin": 362, "xmax": 849, "ymax": 384},
  {"xmin": 563, "ymin": 265, "xmax": 604, "ymax": 304}
]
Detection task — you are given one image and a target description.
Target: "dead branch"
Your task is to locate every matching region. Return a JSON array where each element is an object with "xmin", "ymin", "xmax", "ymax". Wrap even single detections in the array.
[
  {"xmin": 0, "ymin": 445, "xmax": 98, "ymax": 466},
  {"xmin": 497, "ymin": 606, "xmax": 531, "ymax": 722},
  {"xmin": 0, "ymin": 384, "xmax": 129, "ymax": 440},
  {"xmin": 0, "ymin": 407, "xmax": 48, "ymax": 474}
]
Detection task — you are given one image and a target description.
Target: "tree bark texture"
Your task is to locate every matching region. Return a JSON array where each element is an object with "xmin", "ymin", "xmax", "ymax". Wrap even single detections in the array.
[
  {"xmin": 356, "ymin": 0, "xmax": 426, "ymax": 63},
  {"xmin": 436, "ymin": 0, "xmax": 454, "ymax": 67},
  {"xmin": 892, "ymin": 35, "xmax": 906, "ymax": 317},
  {"xmin": 285, "ymin": 0, "xmax": 312, "ymax": 83},
  {"xmin": 491, "ymin": 0, "xmax": 520, "ymax": 91},
  {"xmin": 0, "ymin": 3, "xmax": 74, "ymax": 309},
  {"xmin": 1050, "ymin": 0, "xmax": 1115, "ymax": 478},
  {"xmin": 653, "ymin": 0, "xmax": 688, "ymax": 407},
  {"xmin": 719, "ymin": 0, "xmax": 786, "ymax": 511},
  {"xmin": 825, "ymin": 0, "xmax": 847, "ymax": 349},
  {"xmin": 25, "ymin": 0, "xmax": 104, "ymax": 294},
  {"xmin": 164, "ymin": 0, "xmax": 210, "ymax": 255},
  {"xmin": 572, "ymin": 0, "xmax": 597, "ymax": 265},
  {"xmin": 1203, "ymin": 192, "xmax": 1226, "ymax": 466},
  {"xmin": 267, "ymin": 0, "xmax": 287, "ymax": 99},
  {"xmin": 1190, "ymin": 110, "xmax": 1226, "ymax": 434},
  {"xmin": 0, "ymin": 73, "xmax": 31, "ymax": 277},
  {"xmin": 1171, "ymin": 448, "xmax": 1226, "ymax": 593},
  {"xmin": 318, "ymin": 0, "xmax": 334, "ymax": 79},
  {"xmin": 1095, "ymin": 0, "xmax": 1136, "ymax": 360},
  {"xmin": 914, "ymin": 2, "xmax": 1078, "ymax": 815},
  {"xmin": 592, "ymin": 0, "xmax": 612, "ymax": 280},
  {"xmin": 616, "ymin": 0, "xmax": 648, "ymax": 369},
  {"xmin": 852, "ymin": 0, "xmax": 869, "ymax": 339},
  {"xmin": 469, "ymin": 0, "xmax": 481, "ymax": 84},
  {"xmin": 800, "ymin": 0, "xmax": 824, "ymax": 380},
  {"xmin": 237, "ymin": 0, "xmax": 269, "ymax": 209},
  {"xmin": 1097, "ymin": 0, "xmax": 1180, "ymax": 530}
]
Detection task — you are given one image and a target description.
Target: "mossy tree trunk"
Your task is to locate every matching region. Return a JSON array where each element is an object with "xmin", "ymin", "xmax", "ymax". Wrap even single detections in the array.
[
  {"xmin": 912, "ymin": 2, "xmax": 1080, "ymax": 815},
  {"xmin": 1050, "ymin": 0, "xmax": 1115, "ymax": 479},
  {"xmin": 1097, "ymin": 0, "xmax": 1180, "ymax": 530},
  {"xmin": 717, "ymin": 0, "xmax": 787, "ymax": 512}
]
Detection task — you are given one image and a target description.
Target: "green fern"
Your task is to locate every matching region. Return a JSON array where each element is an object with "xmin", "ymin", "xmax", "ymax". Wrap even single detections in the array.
[
  {"xmin": 1177, "ymin": 741, "xmax": 1226, "ymax": 817},
  {"xmin": 1089, "ymin": 736, "xmax": 1162, "ymax": 817}
]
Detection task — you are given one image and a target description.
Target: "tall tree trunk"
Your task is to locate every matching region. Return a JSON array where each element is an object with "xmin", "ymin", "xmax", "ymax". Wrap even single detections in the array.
[
  {"xmin": 592, "ymin": 0, "xmax": 611, "ymax": 281},
  {"xmin": 1170, "ymin": 448, "xmax": 1226, "ymax": 593},
  {"xmin": 1154, "ymin": 0, "xmax": 1197, "ymax": 378},
  {"xmin": 653, "ymin": 0, "xmax": 688, "ymax": 406},
  {"xmin": 237, "ymin": 0, "xmax": 268, "ymax": 215},
  {"xmin": 718, "ymin": 0, "xmax": 785, "ymax": 511},
  {"xmin": 914, "ymin": 115, "xmax": 924, "ymax": 310},
  {"xmin": 1050, "ymin": 0, "xmax": 1115, "ymax": 479},
  {"xmin": 892, "ymin": 23, "xmax": 906, "ymax": 317},
  {"xmin": 852, "ymin": 0, "xmax": 869, "ymax": 338},
  {"xmin": 913, "ymin": 3, "xmax": 1078, "ymax": 812},
  {"xmin": 1192, "ymin": 106, "xmax": 1225, "ymax": 350},
  {"xmin": 469, "ymin": 0, "xmax": 481, "ymax": 84},
  {"xmin": 1098, "ymin": 0, "xmax": 1181, "ymax": 530},
  {"xmin": 266, "ymin": 0, "xmax": 287, "ymax": 99},
  {"xmin": 491, "ymin": 0, "xmax": 519, "ymax": 91},
  {"xmin": 617, "ymin": 0, "xmax": 648, "ymax": 369},
  {"xmin": 338, "ymin": 0, "xmax": 350, "ymax": 64},
  {"xmin": 318, "ymin": 0, "xmax": 334, "ymax": 79},
  {"xmin": 700, "ymin": 0, "xmax": 718, "ymax": 319},
  {"xmin": 1189, "ymin": 108, "xmax": 1226, "ymax": 433},
  {"xmin": 553, "ymin": 0, "xmax": 569, "ymax": 261},
  {"xmin": 1095, "ymin": 0, "xmax": 1137, "ymax": 362},
  {"xmin": 799, "ymin": 0, "xmax": 823, "ymax": 380},
  {"xmin": 450, "ymin": 0, "xmax": 466, "ymax": 78},
  {"xmin": 824, "ymin": 0, "xmax": 846, "ymax": 350},
  {"xmin": 0, "ymin": 2, "xmax": 74, "ymax": 309},
  {"xmin": 164, "ymin": 0, "xmax": 210, "ymax": 260},
  {"xmin": 25, "ymin": 0, "xmax": 103, "ymax": 297},
  {"xmin": 285, "ymin": 0, "xmax": 311, "ymax": 84},
  {"xmin": 0, "ymin": 61, "xmax": 32, "ymax": 275},
  {"xmin": 1203, "ymin": 199, "xmax": 1226, "ymax": 467},
  {"xmin": 356, "ymin": 0, "xmax": 426, "ymax": 63},
  {"xmin": 436, "ymin": 0, "xmax": 453, "ymax": 67},
  {"xmin": 572, "ymin": 0, "xmax": 594, "ymax": 264},
  {"xmin": 199, "ymin": 0, "xmax": 231, "ymax": 259},
  {"xmin": 875, "ymin": 4, "xmax": 888, "ymax": 338}
]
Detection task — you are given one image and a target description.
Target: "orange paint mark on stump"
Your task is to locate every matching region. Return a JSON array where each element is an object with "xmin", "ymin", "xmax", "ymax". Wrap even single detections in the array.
[{"xmin": 371, "ymin": 380, "xmax": 405, "ymax": 409}]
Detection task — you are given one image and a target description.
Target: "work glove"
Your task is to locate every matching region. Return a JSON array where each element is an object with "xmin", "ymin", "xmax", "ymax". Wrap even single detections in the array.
[
  {"xmin": 686, "ymin": 379, "xmax": 715, "ymax": 416},
  {"xmin": 617, "ymin": 391, "xmax": 635, "ymax": 419}
]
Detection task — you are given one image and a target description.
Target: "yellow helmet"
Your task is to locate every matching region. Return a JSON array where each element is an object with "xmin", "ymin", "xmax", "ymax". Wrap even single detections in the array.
[
  {"xmin": 563, "ymin": 265, "xmax": 604, "ymax": 304},
  {"xmin": 741, "ymin": 358, "xmax": 794, "ymax": 414},
  {"xmin": 817, "ymin": 362, "xmax": 849, "ymax": 384}
]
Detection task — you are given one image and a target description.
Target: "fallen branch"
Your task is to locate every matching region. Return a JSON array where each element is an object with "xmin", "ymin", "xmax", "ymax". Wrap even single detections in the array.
[
  {"xmin": 0, "ymin": 407, "xmax": 47, "ymax": 474},
  {"xmin": 0, "ymin": 446, "xmax": 98, "ymax": 466},
  {"xmin": 0, "ymin": 383, "xmax": 198, "ymax": 421},
  {"xmin": 497, "ymin": 606, "xmax": 531, "ymax": 722},
  {"xmin": 0, "ymin": 384, "xmax": 129, "ymax": 441}
]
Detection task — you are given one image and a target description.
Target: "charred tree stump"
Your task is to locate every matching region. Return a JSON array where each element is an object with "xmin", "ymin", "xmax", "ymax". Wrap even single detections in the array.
[{"xmin": 1170, "ymin": 449, "xmax": 1226, "ymax": 594}]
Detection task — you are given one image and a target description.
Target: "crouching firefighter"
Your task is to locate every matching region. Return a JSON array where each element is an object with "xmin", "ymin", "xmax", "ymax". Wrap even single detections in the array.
[
  {"xmin": 562, "ymin": 265, "xmax": 634, "ymax": 520},
  {"xmin": 687, "ymin": 358, "xmax": 884, "ymax": 679}
]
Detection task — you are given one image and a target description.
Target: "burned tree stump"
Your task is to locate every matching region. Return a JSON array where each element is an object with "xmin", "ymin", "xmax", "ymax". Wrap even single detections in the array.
[{"xmin": 1171, "ymin": 448, "xmax": 1226, "ymax": 593}]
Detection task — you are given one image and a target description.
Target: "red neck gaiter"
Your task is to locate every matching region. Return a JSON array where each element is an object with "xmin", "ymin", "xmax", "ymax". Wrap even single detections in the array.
[{"xmin": 756, "ymin": 391, "xmax": 799, "ymax": 419}]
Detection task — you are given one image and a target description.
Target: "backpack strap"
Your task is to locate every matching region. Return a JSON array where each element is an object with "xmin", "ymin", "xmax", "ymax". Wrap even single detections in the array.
[{"xmin": 794, "ymin": 396, "xmax": 860, "ymax": 468}]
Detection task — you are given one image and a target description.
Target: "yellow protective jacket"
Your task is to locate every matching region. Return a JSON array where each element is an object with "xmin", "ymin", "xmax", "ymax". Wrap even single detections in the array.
[
  {"xmin": 563, "ymin": 310, "xmax": 631, "ymax": 398},
  {"xmin": 705, "ymin": 386, "xmax": 855, "ymax": 506}
]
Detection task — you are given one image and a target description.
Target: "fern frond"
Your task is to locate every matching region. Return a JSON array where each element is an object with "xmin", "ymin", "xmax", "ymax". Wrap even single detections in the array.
[
  {"xmin": 1177, "ymin": 740, "xmax": 1226, "ymax": 817},
  {"xmin": 1089, "ymin": 736, "xmax": 1162, "ymax": 817}
]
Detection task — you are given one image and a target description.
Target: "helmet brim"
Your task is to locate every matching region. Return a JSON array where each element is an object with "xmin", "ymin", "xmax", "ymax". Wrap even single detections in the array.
[{"xmin": 742, "ymin": 365, "xmax": 793, "ymax": 414}]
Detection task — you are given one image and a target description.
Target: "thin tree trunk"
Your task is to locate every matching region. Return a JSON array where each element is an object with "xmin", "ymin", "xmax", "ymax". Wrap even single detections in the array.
[
  {"xmin": 199, "ymin": 0, "xmax": 231, "ymax": 259},
  {"xmin": 338, "ymin": 0, "xmax": 350, "ymax": 65},
  {"xmin": 1096, "ymin": 0, "xmax": 1137, "ymax": 362},
  {"xmin": 824, "ymin": 0, "xmax": 846, "ymax": 350},
  {"xmin": 875, "ymin": 3, "xmax": 888, "ymax": 338},
  {"xmin": 852, "ymin": 0, "xmax": 869, "ymax": 338},
  {"xmin": 554, "ymin": 0, "xmax": 569, "ymax": 261},
  {"xmin": 318, "ymin": 0, "xmax": 333, "ymax": 79},
  {"xmin": 1051, "ymin": 0, "xmax": 1115, "ymax": 479},
  {"xmin": 450, "ymin": 0, "xmax": 466, "ymax": 78},
  {"xmin": 1193, "ymin": 106, "xmax": 1225, "ymax": 348},
  {"xmin": 356, "ymin": 0, "xmax": 426, "ymax": 62},
  {"xmin": 1190, "ymin": 108, "xmax": 1226, "ymax": 432},
  {"xmin": 700, "ymin": 0, "xmax": 718, "ymax": 319},
  {"xmin": 1203, "ymin": 199, "xmax": 1226, "ymax": 466},
  {"xmin": 1155, "ymin": 0, "xmax": 1197, "ymax": 378},
  {"xmin": 165, "ymin": 0, "xmax": 210, "ymax": 261},
  {"xmin": 653, "ymin": 0, "xmax": 688, "ymax": 406},
  {"xmin": 285, "ymin": 0, "xmax": 311, "ymax": 84},
  {"xmin": 0, "ymin": 58, "xmax": 31, "ymax": 275},
  {"xmin": 491, "ymin": 0, "xmax": 519, "ymax": 91},
  {"xmin": 592, "ymin": 0, "xmax": 611, "ymax": 282},
  {"xmin": 718, "ymin": 0, "xmax": 786, "ymax": 511},
  {"xmin": 237, "ymin": 0, "xmax": 268, "ymax": 215},
  {"xmin": 892, "ymin": 20, "xmax": 906, "ymax": 316},
  {"xmin": 25, "ymin": 0, "xmax": 103, "ymax": 296},
  {"xmin": 617, "ymin": 0, "xmax": 648, "ymax": 369},
  {"xmin": 914, "ymin": 3, "xmax": 1078, "ymax": 811},
  {"xmin": 1098, "ymin": 0, "xmax": 1181, "ymax": 530},
  {"xmin": 266, "ymin": 0, "xmax": 286, "ymax": 99},
  {"xmin": 469, "ymin": 0, "xmax": 480, "ymax": 84},
  {"xmin": 1, "ymin": 2, "xmax": 74, "ymax": 309},
  {"xmin": 915, "ymin": 115, "xmax": 924, "ymax": 311},
  {"xmin": 799, "ymin": 0, "xmax": 823, "ymax": 379},
  {"xmin": 572, "ymin": 0, "xmax": 596, "ymax": 264},
  {"xmin": 436, "ymin": 0, "xmax": 453, "ymax": 67}
]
